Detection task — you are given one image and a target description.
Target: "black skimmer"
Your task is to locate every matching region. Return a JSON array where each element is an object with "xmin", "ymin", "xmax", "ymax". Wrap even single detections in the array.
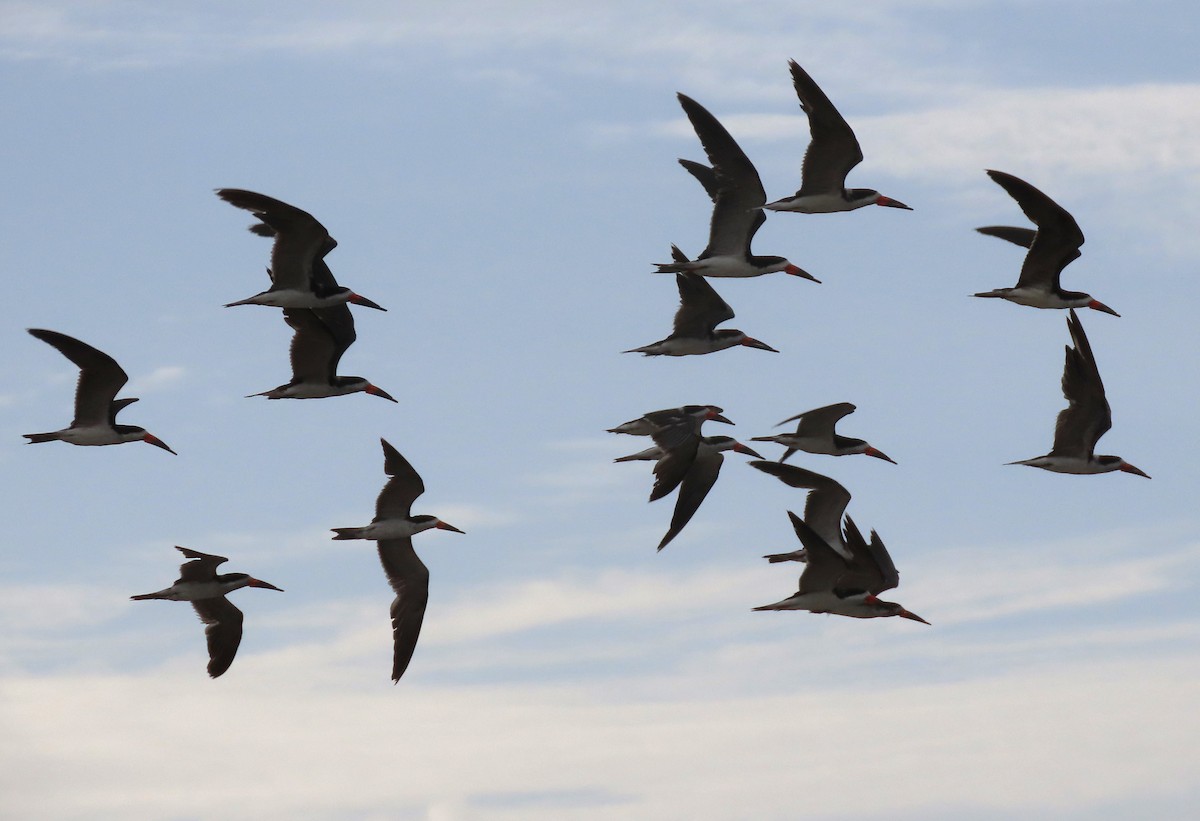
[
  {"xmin": 654, "ymin": 94, "xmax": 818, "ymax": 281},
  {"xmin": 331, "ymin": 439, "xmax": 464, "ymax": 682},
  {"xmin": 750, "ymin": 460, "xmax": 853, "ymax": 563},
  {"xmin": 647, "ymin": 417, "xmax": 756, "ymax": 551},
  {"xmin": 606, "ymin": 405, "xmax": 732, "ymax": 436},
  {"xmin": 24, "ymin": 329, "xmax": 176, "ymax": 454},
  {"xmin": 751, "ymin": 402, "xmax": 894, "ymax": 464},
  {"xmin": 249, "ymin": 307, "xmax": 397, "ymax": 401},
  {"xmin": 627, "ymin": 248, "xmax": 779, "ymax": 356},
  {"xmin": 763, "ymin": 60, "xmax": 911, "ymax": 213},
  {"xmin": 1009, "ymin": 310, "xmax": 1148, "ymax": 477},
  {"xmin": 972, "ymin": 170, "xmax": 1118, "ymax": 316},
  {"xmin": 752, "ymin": 513, "xmax": 928, "ymax": 624},
  {"xmin": 217, "ymin": 188, "xmax": 385, "ymax": 310},
  {"xmin": 131, "ymin": 546, "xmax": 282, "ymax": 678},
  {"xmin": 614, "ymin": 435, "xmax": 761, "ymax": 464}
]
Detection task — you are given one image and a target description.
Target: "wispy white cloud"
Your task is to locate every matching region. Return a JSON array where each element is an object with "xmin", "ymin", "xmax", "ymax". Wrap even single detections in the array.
[
  {"xmin": 643, "ymin": 83, "xmax": 1200, "ymax": 185},
  {"xmin": 2, "ymin": 649, "xmax": 1198, "ymax": 819},
  {"xmin": 125, "ymin": 364, "xmax": 184, "ymax": 394}
]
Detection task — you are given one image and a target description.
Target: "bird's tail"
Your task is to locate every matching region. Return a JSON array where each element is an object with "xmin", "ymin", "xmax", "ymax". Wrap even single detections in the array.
[
  {"xmin": 763, "ymin": 550, "xmax": 807, "ymax": 563},
  {"xmin": 653, "ymin": 262, "xmax": 693, "ymax": 274},
  {"xmin": 130, "ymin": 591, "xmax": 170, "ymax": 601},
  {"xmin": 22, "ymin": 433, "xmax": 58, "ymax": 444},
  {"xmin": 971, "ymin": 289, "xmax": 1007, "ymax": 298},
  {"xmin": 331, "ymin": 527, "xmax": 368, "ymax": 540}
]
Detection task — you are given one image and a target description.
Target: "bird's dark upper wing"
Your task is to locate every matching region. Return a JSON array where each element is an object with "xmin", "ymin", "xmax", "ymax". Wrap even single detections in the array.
[
  {"xmin": 788, "ymin": 60, "xmax": 863, "ymax": 196},
  {"xmin": 976, "ymin": 225, "xmax": 1037, "ymax": 249},
  {"xmin": 284, "ymin": 309, "xmax": 340, "ymax": 384},
  {"xmin": 375, "ymin": 439, "xmax": 426, "ymax": 520},
  {"xmin": 191, "ymin": 596, "xmax": 244, "ymax": 678},
  {"xmin": 28, "ymin": 329, "xmax": 129, "ymax": 428},
  {"xmin": 675, "ymin": 94, "xmax": 768, "ymax": 258},
  {"xmin": 109, "ymin": 397, "xmax": 139, "ymax": 424},
  {"xmin": 678, "ymin": 159, "xmax": 721, "ymax": 202},
  {"xmin": 777, "ymin": 402, "xmax": 856, "ymax": 438},
  {"xmin": 378, "ymin": 538, "xmax": 430, "ymax": 682},
  {"xmin": 985, "ymin": 170, "xmax": 1084, "ymax": 291},
  {"xmin": 749, "ymin": 461, "xmax": 851, "ymax": 559},
  {"xmin": 672, "ymin": 273, "xmax": 735, "ymax": 337},
  {"xmin": 1050, "ymin": 310, "xmax": 1111, "ymax": 458},
  {"xmin": 650, "ymin": 426, "xmax": 700, "ymax": 501},
  {"xmin": 216, "ymin": 188, "xmax": 334, "ymax": 292},
  {"xmin": 788, "ymin": 512, "xmax": 850, "ymax": 595},
  {"xmin": 657, "ymin": 446, "xmax": 724, "ymax": 550},
  {"xmin": 174, "ymin": 546, "xmax": 228, "ymax": 583},
  {"xmin": 835, "ymin": 516, "xmax": 896, "ymax": 595}
]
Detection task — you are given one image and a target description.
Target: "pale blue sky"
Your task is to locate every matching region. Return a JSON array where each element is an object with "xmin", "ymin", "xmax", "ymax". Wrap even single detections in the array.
[{"xmin": 2, "ymin": 2, "xmax": 1198, "ymax": 819}]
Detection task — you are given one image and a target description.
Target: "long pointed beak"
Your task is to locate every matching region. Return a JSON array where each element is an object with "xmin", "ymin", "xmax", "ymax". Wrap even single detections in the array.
[
  {"xmin": 741, "ymin": 337, "xmax": 779, "ymax": 353},
  {"xmin": 249, "ymin": 578, "xmax": 284, "ymax": 592},
  {"xmin": 436, "ymin": 521, "xmax": 465, "ymax": 534},
  {"xmin": 784, "ymin": 264, "xmax": 821, "ymax": 284},
  {"xmin": 143, "ymin": 433, "xmax": 177, "ymax": 455},
  {"xmin": 366, "ymin": 385, "xmax": 398, "ymax": 403},
  {"xmin": 899, "ymin": 609, "xmax": 930, "ymax": 624},
  {"xmin": 350, "ymin": 293, "xmax": 387, "ymax": 311},
  {"xmin": 1120, "ymin": 463, "xmax": 1151, "ymax": 478},
  {"xmin": 1088, "ymin": 299, "xmax": 1121, "ymax": 317},
  {"xmin": 866, "ymin": 446, "xmax": 896, "ymax": 464},
  {"xmin": 876, "ymin": 196, "xmax": 913, "ymax": 210},
  {"xmin": 709, "ymin": 412, "xmax": 734, "ymax": 425},
  {"xmin": 733, "ymin": 443, "xmax": 765, "ymax": 459}
]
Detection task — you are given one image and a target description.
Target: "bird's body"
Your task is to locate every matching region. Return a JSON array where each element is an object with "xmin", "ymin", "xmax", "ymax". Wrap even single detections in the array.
[
  {"xmin": 24, "ymin": 329, "xmax": 176, "ymax": 454},
  {"xmin": 655, "ymin": 96, "xmax": 818, "ymax": 282},
  {"xmin": 131, "ymin": 546, "xmax": 282, "ymax": 678},
  {"xmin": 607, "ymin": 405, "xmax": 732, "ymax": 437},
  {"xmin": 217, "ymin": 188, "xmax": 385, "ymax": 311},
  {"xmin": 973, "ymin": 170, "xmax": 1118, "ymax": 316},
  {"xmin": 752, "ymin": 512, "xmax": 927, "ymax": 624},
  {"xmin": 751, "ymin": 402, "xmax": 894, "ymax": 463},
  {"xmin": 331, "ymin": 439, "xmax": 464, "ymax": 682},
  {"xmin": 615, "ymin": 435, "xmax": 760, "ymax": 463},
  {"xmin": 763, "ymin": 61, "xmax": 911, "ymax": 214},
  {"xmin": 250, "ymin": 307, "xmax": 396, "ymax": 402},
  {"xmin": 628, "ymin": 249, "xmax": 778, "ymax": 356},
  {"xmin": 1010, "ymin": 310, "xmax": 1148, "ymax": 477}
]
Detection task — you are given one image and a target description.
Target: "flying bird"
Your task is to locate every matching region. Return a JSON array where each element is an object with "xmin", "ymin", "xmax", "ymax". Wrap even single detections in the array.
[
  {"xmin": 648, "ymin": 418, "xmax": 753, "ymax": 551},
  {"xmin": 24, "ymin": 329, "xmax": 176, "ymax": 454},
  {"xmin": 654, "ymin": 94, "xmax": 818, "ymax": 281},
  {"xmin": 750, "ymin": 460, "xmax": 854, "ymax": 563},
  {"xmin": 607, "ymin": 405, "xmax": 732, "ymax": 437},
  {"xmin": 249, "ymin": 307, "xmax": 397, "ymax": 401},
  {"xmin": 627, "ymin": 247, "xmax": 778, "ymax": 356},
  {"xmin": 216, "ymin": 188, "xmax": 385, "ymax": 310},
  {"xmin": 131, "ymin": 546, "xmax": 282, "ymax": 678},
  {"xmin": 764, "ymin": 60, "xmax": 911, "ymax": 213},
  {"xmin": 972, "ymin": 170, "xmax": 1118, "ymax": 316},
  {"xmin": 331, "ymin": 440, "xmax": 465, "ymax": 682},
  {"xmin": 753, "ymin": 513, "xmax": 928, "ymax": 624},
  {"xmin": 751, "ymin": 402, "xmax": 894, "ymax": 464},
  {"xmin": 1009, "ymin": 310, "xmax": 1148, "ymax": 477}
]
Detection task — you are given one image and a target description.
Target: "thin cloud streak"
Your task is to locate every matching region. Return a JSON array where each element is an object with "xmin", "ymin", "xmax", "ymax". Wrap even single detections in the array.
[{"xmin": 2, "ymin": 652, "xmax": 1197, "ymax": 819}]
